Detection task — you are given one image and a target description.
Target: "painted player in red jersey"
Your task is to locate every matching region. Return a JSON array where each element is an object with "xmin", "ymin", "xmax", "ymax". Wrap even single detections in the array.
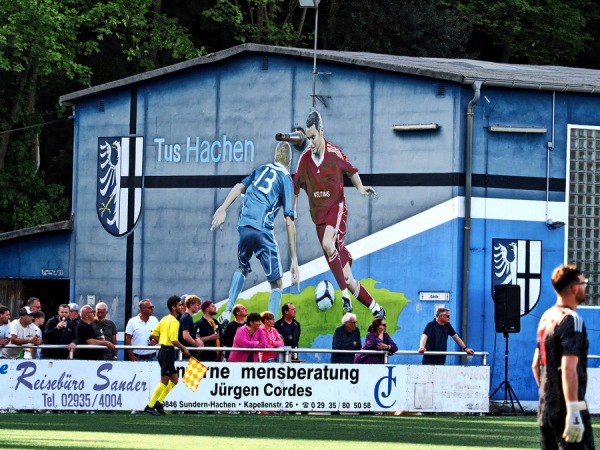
[{"xmin": 293, "ymin": 110, "xmax": 385, "ymax": 318}]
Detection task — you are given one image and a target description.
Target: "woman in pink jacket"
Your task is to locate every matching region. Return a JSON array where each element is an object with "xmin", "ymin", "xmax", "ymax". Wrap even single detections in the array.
[
  {"xmin": 260, "ymin": 311, "xmax": 284, "ymax": 362},
  {"xmin": 228, "ymin": 313, "xmax": 267, "ymax": 362}
]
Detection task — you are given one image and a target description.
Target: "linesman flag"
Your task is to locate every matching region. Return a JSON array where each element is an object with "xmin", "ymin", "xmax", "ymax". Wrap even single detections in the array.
[{"xmin": 183, "ymin": 357, "xmax": 208, "ymax": 392}]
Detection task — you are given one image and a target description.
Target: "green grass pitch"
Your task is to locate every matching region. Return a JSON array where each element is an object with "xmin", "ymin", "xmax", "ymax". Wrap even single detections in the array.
[{"xmin": 2, "ymin": 412, "xmax": 599, "ymax": 449}]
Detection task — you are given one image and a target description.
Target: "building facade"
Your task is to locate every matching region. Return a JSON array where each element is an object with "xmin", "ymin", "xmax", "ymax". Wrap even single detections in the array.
[{"xmin": 29, "ymin": 43, "xmax": 598, "ymax": 402}]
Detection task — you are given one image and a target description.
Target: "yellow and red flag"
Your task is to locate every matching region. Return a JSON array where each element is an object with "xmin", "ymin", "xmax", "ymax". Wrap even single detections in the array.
[{"xmin": 183, "ymin": 357, "xmax": 208, "ymax": 392}]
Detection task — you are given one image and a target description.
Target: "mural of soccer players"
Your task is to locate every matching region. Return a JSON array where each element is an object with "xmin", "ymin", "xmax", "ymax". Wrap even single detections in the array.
[
  {"xmin": 211, "ymin": 141, "xmax": 299, "ymax": 328},
  {"xmin": 293, "ymin": 110, "xmax": 384, "ymax": 319},
  {"xmin": 532, "ymin": 264, "xmax": 594, "ymax": 448}
]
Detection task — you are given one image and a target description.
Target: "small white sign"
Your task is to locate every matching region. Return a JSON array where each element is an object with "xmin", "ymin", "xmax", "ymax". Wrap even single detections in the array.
[
  {"xmin": 419, "ymin": 291, "xmax": 450, "ymax": 301},
  {"xmin": 40, "ymin": 269, "xmax": 64, "ymax": 276}
]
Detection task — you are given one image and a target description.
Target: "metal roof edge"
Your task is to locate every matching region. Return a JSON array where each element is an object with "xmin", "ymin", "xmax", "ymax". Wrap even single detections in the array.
[
  {"xmin": 58, "ymin": 44, "xmax": 313, "ymax": 105},
  {"xmin": 0, "ymin": 218, "xmax": 74, "ymax": 243},
  {"xmin": 58, "ymin": 44, "xmax": 466, "ymax": 104},
  {"xmin": 58, "ymin": 44, "xmax": 600, "ymax": 104},
  {"xmin": 463, "ymin": 77, "xmax": 600, "ymax": 94}
]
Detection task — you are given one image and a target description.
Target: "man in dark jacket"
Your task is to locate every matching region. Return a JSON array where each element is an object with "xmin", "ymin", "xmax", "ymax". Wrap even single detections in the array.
[
  {"xmin": 196, "ymin": 300, "xmax": 223, "ymax": 361},
  {"xmin": 41, "ymin": 304, "xmax": 77, "ymax": 359},
  {"xmin": 274, "ymin": 303, "xmax": 301, "ymax": 360},
  {"xmin": 331, "ymin": 313, "xmax": 361, "ymax": 364}
]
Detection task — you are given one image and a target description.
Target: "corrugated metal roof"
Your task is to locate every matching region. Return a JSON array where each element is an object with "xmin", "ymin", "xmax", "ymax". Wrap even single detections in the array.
[{"xmin": 59, "ymin": 43, "xmax": 600, "ymax": 104}]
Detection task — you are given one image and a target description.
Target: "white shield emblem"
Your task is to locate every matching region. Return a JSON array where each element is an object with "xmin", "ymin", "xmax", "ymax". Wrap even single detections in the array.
[
  {"xmin": 492, "ymin": 239, "xmax": 542, "ymax": 316},
  {"xmin": 97, "ymin": 137, "xmax": 144, "ymax": 236}
]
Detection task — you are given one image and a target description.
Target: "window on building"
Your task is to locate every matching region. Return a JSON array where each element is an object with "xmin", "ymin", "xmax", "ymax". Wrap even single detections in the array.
[{"xmin": 568, "ymin": 126, "xmax": 600, "ymax": 306}]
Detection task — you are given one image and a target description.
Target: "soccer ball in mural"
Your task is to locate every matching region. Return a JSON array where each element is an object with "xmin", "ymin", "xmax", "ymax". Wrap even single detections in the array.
[{"xmin": 315, "ymin": 280, "xmax": 335, "ymax": 311}]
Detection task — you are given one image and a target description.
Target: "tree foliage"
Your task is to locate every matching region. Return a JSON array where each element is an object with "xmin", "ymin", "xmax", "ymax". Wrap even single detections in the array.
[
  {"xmin": 2, "ymin": 0, "xmax": 600, "ymax": 232},
  {"xmin": 446, "ymin": 0, "xmax": 594, "ymax": 65},
  {"xmin": 0, "ymin": 134, "xmax": 70, "ymax": 230},
  {"xmin": 326, "ymin": 0, "xmax": 472, "ymax": 58},
  {"xmin": 201, "ymin": 0, "xmax": 311, "ymax": 47},
  {"xmin": 0, "ymin": 0, "xmax": 201, "ymax": 231}
]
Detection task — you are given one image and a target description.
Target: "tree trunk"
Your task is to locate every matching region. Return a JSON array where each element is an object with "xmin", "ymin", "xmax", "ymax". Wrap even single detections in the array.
[
  {"xmin": 0, "ymin": 63, "xmax": 32, "ymax": 170},
  {"xmin": 254, "ymin": 2, "xmax": 265, "ymax": 43},
  {"xmin": 322, "ymin": 0, "xmax": 344, "ymax": 50},
  {"xmin": 296, "ymin": 7, "xmax": 308, "ymax": 44},
  {"xmin": 148, "ymin": 0, "xmax": 163, "ymax": 65},
  {"xmin": 26, "ymin": 63, "xmax": 40, "ymax": 171},
  {"xmin": 499, "ymin": 6, "xmax": 516, "ymax": 63}
]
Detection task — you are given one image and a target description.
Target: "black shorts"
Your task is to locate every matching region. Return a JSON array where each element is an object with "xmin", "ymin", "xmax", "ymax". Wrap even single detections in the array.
[{"xmin": 158, "ymin": 346, "xmax": 177, "ymax": 376}]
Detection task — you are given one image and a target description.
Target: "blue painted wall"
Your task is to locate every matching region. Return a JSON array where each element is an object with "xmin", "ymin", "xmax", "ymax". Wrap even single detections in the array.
[
  {"xmin": 59, "ymin": 49, "xmax": 600, "ymax": 402},
  {"xmin": 0, "ymin": 232, "xmax": 70, "ymax": 279}
]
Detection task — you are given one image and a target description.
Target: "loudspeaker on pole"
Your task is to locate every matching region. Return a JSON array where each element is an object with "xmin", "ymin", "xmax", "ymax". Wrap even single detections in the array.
[{"xmin": 494, "ymin": 284, "xmax": 521, "ymax": 333}]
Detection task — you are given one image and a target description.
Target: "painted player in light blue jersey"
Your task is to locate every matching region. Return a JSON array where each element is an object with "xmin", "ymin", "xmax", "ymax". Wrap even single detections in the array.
[{"xmin": 211, "ymin": 142, "xmax": 299, "ymax": 327}]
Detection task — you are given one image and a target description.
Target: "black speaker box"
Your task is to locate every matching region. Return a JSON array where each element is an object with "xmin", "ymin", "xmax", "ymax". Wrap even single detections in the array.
[{"xmin": 494, "ymin": 284, "xmax": 521, "ymax": 333}]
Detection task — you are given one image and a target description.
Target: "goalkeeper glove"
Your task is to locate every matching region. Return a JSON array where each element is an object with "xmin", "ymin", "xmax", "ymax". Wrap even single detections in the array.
[{"xmin": 563, "ymin": 401, "xmax": 586, "ymax": 443}]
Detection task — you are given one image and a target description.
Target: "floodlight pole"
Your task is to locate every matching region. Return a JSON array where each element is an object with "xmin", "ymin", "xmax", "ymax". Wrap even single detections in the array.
[
  {"xmin": 311, "ymin": 7, "xmax": 318, "ymax": 108},
  {"xmin": 300, "ymin": 0, "xmax": 320, "ymax": 108}
]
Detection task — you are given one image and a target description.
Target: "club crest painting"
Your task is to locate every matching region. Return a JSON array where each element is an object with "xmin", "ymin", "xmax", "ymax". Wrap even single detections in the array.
[
  {"xmin": 491, "ymin": 238, "xmax": 542, "ymax": 316},
  {"xmin": 97, "ymin": 137, "xmax": 144, "ymax": 237}
]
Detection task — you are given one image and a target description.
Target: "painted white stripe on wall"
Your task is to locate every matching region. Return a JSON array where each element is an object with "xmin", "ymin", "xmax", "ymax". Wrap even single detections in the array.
[
  {"xmin": 220, "ymin": 197, "xmax": 565, "ymax": 303},
  {"xmin": 471, "ymin": 197, "xmax": 566, "ymax": 223}
]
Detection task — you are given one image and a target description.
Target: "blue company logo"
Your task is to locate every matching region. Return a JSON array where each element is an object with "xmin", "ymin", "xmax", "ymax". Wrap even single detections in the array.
[{"xmin": 374, "ymin": 366, "xmax": 396, "ymax": 408}]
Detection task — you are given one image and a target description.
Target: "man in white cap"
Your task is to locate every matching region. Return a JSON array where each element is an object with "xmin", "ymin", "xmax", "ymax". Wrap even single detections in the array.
[
  {"xmin": 2, "ymin": 307, "xmax": 42, "ymax": 359},
  {"xmin": 68, "ymin": 303, "xmax": 81, "ymax": 328}
]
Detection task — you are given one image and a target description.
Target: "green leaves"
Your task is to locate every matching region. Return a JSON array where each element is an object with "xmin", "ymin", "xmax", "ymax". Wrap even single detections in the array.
[
  {"xmin": 0, "ymin": 134, "xmax": 69, "ymax": 230},
  {"xmin": 0, "ymin": 0, "xmax": 205, "ymax": 231},
  {"xmin": 2, "ymin": 0, "xmax": 600, "ymax": 232},
  {"xmin": 328, "ymin": 0, "xmax": 471, "ymax": 58},
  {"xmin": 0, "ymin": 0, "xmax": 85, "ymax": 78},
  {"xmin": 446, "ymin": 0, "xmax": 594, "ymax": 64},
  {"xmin": 202, "ymin": 0, "xmax": 309, "ymax": 47}
]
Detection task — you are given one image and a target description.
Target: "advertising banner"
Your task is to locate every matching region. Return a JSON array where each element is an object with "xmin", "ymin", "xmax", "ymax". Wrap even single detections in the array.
[{"xmin": 0, "ymin": 360, "xmax": 490, "ymax": 413}]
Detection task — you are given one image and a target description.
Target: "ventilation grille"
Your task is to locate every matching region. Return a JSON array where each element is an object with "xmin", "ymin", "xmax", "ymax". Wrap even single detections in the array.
[{"xmin": 436, "ymin": 83, "xmax": 446, "ymax": 97}]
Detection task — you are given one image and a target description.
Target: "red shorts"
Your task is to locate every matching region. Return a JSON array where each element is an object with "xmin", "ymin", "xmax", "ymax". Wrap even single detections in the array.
[{"xmin": 315, "ymin": 202, "xmax": 353, "ymax": 267}]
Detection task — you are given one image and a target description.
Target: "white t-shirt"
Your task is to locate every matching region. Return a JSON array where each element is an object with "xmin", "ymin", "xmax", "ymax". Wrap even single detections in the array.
[
  {"xmin": 22, "ymin": 325, "xmax": 43, "ymax": 359},
  {"xmin": 0, "ymin": 322, "xmax": 11, "ymax": 357},
  {"xmin": 0, "ymin": 323, "xmax": 10, "ymax": 340},
  {"xmin": 125, "ymin": 314, "xmax": 159, "ymax": 355},
  {"xmin": 2, "ymin": 319, "xmax": 37, "ymax": 359}
]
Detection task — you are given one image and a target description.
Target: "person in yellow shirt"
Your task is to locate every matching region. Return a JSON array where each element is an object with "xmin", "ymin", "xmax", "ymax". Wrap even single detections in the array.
[{"xmin": 143, "ymin": 295, "xmax": 190, "ymax": 416}]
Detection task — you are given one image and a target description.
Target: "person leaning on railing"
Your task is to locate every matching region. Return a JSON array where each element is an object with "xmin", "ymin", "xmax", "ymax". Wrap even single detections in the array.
[
  {"xmin": 331, "ymin": 312, "xmax": 361, "ymax": 364},
  {"xmin": 76, "ymin": 305, "xmax": 115, "ymax": 360},
  {"xmin": 418, "ymin": 307, "xmax": 474, "ymax": 365},
  {"xmin": 125, "ymin": 299, "xmax": 159, "ymax": 362},
  {"xmin": 354, "ymin": 318, "xmax": 397, "ymax": 364}
]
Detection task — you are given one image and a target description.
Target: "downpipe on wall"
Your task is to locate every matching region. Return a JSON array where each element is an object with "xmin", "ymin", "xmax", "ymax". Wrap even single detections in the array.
[{"xmin": 462, "ymin": 80, "xmax": 482, "ymax": 363}]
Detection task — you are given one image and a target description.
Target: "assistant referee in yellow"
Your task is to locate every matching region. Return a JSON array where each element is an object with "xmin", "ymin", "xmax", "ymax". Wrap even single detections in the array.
[{"xmin": 144, "ymin": 295, "xmax": 191, "ymax": 416}]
